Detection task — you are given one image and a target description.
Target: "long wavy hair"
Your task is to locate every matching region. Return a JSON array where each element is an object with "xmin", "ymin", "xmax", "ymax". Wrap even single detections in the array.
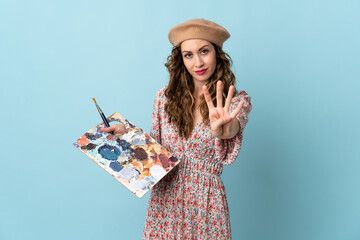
[{"xmin": 164, "ymin": 42, "xmax": 236, "ymax": 139}]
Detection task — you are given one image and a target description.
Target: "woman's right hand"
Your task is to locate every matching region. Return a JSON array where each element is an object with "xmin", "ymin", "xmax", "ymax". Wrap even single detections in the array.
[{"xmin": 100, "ymin": 124, "xmax": 126, "ymax": 138}]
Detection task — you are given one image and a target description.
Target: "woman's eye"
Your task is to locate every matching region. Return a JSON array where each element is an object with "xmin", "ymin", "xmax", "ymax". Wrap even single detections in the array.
[
  {"xmin": 184, "ymin": 53, "xmax": 192, "ymax": 58},
  {"xmin": 201, "ymin": 49, "xmax": 209, "ymax": 54}
]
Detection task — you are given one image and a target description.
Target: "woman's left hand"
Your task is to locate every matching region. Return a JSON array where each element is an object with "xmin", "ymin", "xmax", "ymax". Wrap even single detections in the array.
[{"xmin": 203, "ymin": 81, "xmax": 244, "ymax": 139}]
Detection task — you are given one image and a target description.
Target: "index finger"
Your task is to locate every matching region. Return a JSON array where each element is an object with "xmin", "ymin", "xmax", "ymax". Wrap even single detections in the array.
[
  {"xmin": 229, "ymin": 100, "xmax": 245, "ymax": 119},
  {"xmin": 202, "ymin": 85, "xmax": 215, "ymax": 110}
]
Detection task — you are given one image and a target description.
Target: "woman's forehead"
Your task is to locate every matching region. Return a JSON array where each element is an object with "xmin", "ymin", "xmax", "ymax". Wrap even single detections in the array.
[{"xmin": 180, "ymin": 39, "xmax": 213, "ymax": 51}]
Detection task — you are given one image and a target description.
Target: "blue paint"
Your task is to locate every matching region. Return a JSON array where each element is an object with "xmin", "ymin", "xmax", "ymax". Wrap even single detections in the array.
[
  {"xmin": 85, "ymin": 132, "xmax": 102, "ymax": 140},
  {"xmin": 127, "ymin": 122, "xmax": 136, "ymax": 129},
  {"xmin": 170, "ymin": 156, "xmax": 178, "ymax": 162},
  {"xmin": 119, "ymin": 166, "xmax": 140, "ymax": 181},
  {"xmin": 144, "ymin": 176, "xmax": 156, "ymax": 184},
  {"xmin": 118, "ymin": 149, "xmax": 134, "ymax": 164},
  {"xmin": 131, "ymin": 136, "xmax": 146, "ymax": 147},
  {"xmin": 109, "ymin": 161, "xmax": 123, "ymax": 172},
  {"xmin": 98, "ymin": 144, "xmax": 120, "ymax": 161},
  {"xmin": 81, "ymin": 143, "xmax": 97, "ymax": 150},
  {"xmin": 129, "ymin": 179, "xmax": 150, "ymax": 191},
  {"xmin": 129, "ymin": 176, "xmax": 156, "ymax": 191},
  {"xmin": 116, "ymin": 139, "xmax": 132, "ymax": 151}
]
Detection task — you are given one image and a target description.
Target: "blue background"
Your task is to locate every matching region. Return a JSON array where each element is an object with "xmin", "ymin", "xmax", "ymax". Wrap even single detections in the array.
[{"xmin": 1, "ymin": 0, "xmax": 359, "ymax": 239}]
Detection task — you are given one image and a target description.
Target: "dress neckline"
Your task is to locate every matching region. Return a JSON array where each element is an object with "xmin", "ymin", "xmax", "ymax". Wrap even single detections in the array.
[{"xmin": 190, "ymin": 118, "xmax": 203, "ymax": 137}]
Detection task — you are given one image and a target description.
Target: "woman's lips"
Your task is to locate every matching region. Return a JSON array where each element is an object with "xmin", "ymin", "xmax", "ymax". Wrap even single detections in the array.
[{"xmin": 195, "ymin": 69, "xmax": 207, "ymax": 75}]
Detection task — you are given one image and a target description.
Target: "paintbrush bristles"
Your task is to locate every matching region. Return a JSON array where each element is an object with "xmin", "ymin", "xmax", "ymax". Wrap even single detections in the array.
[{"xmin": 92, "ymin": 98, "xmax": 96, "ymax": 103}]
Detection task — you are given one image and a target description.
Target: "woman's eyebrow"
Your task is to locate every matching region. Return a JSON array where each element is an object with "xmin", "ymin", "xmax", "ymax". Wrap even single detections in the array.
[
  {"xmin": 182, "ymin": 44, "xmax": 210, "ymax": 53},
  {"xmin": 198, "ymin": 45, "xmax": 209, "ymax": 51}
]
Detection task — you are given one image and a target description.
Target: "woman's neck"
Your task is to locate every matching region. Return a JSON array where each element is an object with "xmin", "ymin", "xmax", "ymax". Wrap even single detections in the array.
[{"xmin": 193, "ymin": 79, "xmax": 208, "ymax": 100}]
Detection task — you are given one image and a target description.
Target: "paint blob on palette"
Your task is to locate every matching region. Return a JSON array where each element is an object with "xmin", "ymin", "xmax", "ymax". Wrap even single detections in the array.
[{"xmin": 73, "ymin": 112, "xmax": 180, "ymax": 198}]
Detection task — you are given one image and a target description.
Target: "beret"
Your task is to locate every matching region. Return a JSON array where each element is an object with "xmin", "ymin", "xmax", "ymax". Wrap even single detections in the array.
[{"xmin": 168, "ymin": 18, "xmax": 230, "ymax": 48}]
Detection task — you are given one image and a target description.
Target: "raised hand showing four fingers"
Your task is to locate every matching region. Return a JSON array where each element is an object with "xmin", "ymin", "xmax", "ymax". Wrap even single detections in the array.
[{"xmin": 202, "ymin": 81, "xmax": 244, "ymax": 139}]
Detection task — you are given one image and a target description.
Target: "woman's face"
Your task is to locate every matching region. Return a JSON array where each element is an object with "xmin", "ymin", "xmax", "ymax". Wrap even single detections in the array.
[{"xmin": 180, "ymin": 39, "xmax": 217, "ymax": 85}]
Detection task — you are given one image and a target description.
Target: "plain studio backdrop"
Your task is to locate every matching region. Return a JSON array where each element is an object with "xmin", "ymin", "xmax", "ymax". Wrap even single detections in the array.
[{"xmin": 0, "ymin": 0, "xmax": 359, "ymax": 239}]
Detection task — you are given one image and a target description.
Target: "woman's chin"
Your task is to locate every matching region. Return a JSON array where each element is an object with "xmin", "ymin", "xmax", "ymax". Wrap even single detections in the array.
[{"xmin": 192, "ymin": 76, "xmax": 210, "ymax": 83}]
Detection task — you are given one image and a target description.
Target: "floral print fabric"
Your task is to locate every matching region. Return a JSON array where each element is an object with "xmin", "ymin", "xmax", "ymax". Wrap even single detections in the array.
[{"xmin": 143, "ymin": 86, "xmax": 252, "ymax": 240}]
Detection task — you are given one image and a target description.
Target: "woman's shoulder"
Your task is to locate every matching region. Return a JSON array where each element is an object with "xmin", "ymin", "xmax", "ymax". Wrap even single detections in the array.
[
  {"xmin": 231, "ymin": 89, "xmax": 252, "ymax": 112},
  {"xmin": 232, "ymin": 89, "xmax": 251, "ymax": 102},
  {"xmin": 154, "ymin": 86, "xmax": 168, "ymax": 101}
]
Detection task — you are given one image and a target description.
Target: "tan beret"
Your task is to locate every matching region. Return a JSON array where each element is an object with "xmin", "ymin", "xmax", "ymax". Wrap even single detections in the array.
[{"xmin": 168, "ymin": 18, "xmax": 230, "ymax": 48}]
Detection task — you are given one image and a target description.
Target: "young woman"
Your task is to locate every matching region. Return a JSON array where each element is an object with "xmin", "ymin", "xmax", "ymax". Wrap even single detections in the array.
[{"xmin": 102, "ymin": 18, "xmax": 252, "ymax": 239}]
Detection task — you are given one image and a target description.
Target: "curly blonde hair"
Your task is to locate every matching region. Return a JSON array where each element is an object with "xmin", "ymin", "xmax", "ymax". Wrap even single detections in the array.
[{"xmin": 164, "ymin": 43, "xmax": 236, "ymax": 139}]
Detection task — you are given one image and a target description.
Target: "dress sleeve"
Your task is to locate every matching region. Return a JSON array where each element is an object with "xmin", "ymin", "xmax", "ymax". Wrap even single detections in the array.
[
  {"xmin": 214, "ymin": 90, "xmax": 252, "ymax": 165},
  {"xmin": 149, "ymin": 88, "xmax": 163, "ymax": 144}
]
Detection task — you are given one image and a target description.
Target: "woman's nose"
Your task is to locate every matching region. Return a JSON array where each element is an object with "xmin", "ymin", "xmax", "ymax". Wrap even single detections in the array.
[{"xmin": 195, "ymin": 55, "xmax": 204, "ymax": 67}]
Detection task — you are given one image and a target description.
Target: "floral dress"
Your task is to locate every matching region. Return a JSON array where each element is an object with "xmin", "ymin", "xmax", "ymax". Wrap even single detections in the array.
[{"xmin": 143, "ymin": 86, "xmax": 252, "ymax": 240}]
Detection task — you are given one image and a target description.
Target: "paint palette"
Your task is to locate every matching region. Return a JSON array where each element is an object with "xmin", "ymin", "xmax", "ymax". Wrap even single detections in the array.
[{"xmin": 73, "ymin": 112, "xmax": 180, "ymax": 198}]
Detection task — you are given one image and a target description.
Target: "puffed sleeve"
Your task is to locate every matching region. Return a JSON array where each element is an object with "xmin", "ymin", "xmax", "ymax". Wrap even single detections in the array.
[
  {"xmin": 214, "ymin": 90, "xmax": 252, "ymax": 165},
  {"xmin": 149, "ymin": 88, "xmax": 164, "ymax": 144}
]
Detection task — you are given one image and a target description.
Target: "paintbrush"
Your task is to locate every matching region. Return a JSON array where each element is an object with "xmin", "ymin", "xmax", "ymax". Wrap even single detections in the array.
[{"xmin": 92, "ymin": 98, "xmax": 114, "ymax": 134}]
